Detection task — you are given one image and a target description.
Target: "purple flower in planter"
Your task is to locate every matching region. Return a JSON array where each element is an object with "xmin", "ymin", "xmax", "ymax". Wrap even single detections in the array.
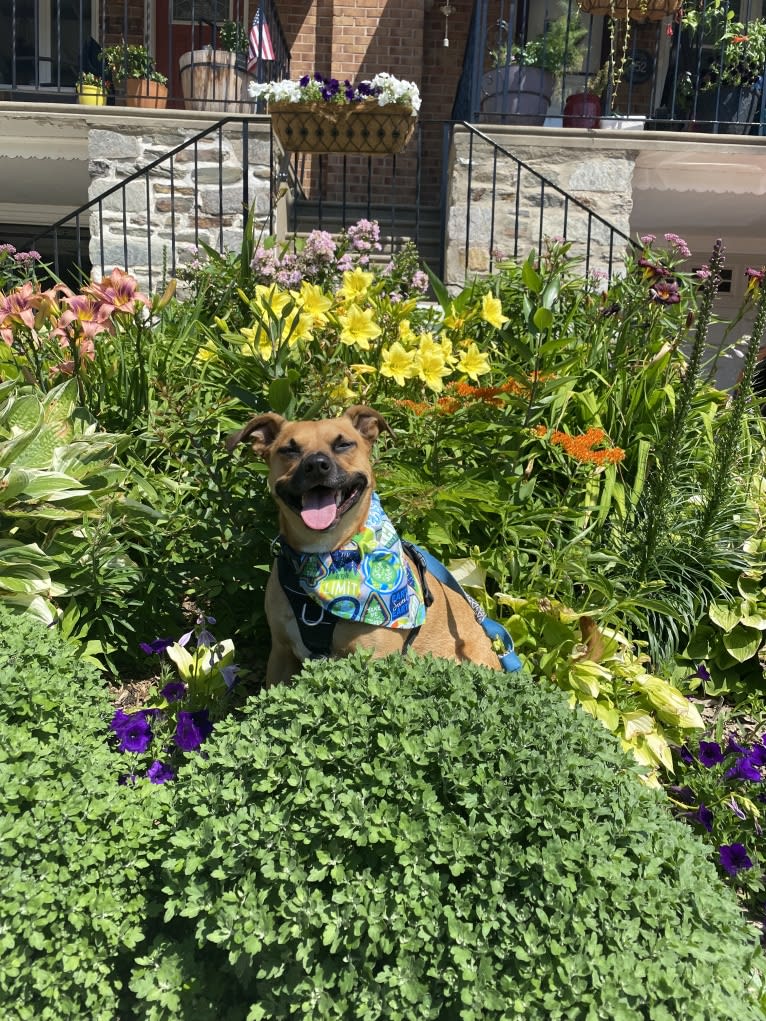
[
  {"xmin": 110, "ymin": 708, "xmax": 153, "ymax": 753},
  {"xmin": 174, "ymin": 709, "xmax": 213, "ymax": 752},
  {"xmin": 677, "ymin": 745, "xmax": 695, "ymax": 765},
  {"xmin": 719, "ymin": 843, "xmax": 753, "ymax": 877},
  {"xmin": 698, "ymin": 741, "xmax": 724, "ymax": 767},
  {"xmin": 146, "ymin": 760, "xmax": 175, "ymax": 784}
]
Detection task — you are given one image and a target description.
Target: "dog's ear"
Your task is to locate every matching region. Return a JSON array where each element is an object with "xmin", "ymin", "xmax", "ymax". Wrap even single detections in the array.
[
  {"xmin": 343, "ymin": 405, "xmax": 394, "ymax": 445},
  {"xmin": 225, "ymin": 413, "xmax": 286, "ymax": 457}
]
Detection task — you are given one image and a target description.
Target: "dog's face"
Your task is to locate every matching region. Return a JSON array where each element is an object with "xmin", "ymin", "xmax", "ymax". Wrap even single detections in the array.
[{"xmin": 226, "ymin": 405, "xmax": 392, "ymax": 552}]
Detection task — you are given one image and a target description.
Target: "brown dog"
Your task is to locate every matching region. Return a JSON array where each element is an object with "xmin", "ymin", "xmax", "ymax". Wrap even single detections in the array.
[{"xmin": 226, "ymin": 405, "xmax": 501, "ymax": 685}]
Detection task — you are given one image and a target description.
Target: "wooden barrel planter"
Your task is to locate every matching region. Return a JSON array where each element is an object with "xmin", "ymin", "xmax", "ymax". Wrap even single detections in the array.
[
  {"xmin": 179, "ymin": 49, "xmax": 249, "ymax": 112},
  {"xmin": 578, "ymin": 0, "xmax": 680, "ymax": 20},
  {"xmin": 268, "ymin": 101, "xmax": 417, "ymax": 155}
]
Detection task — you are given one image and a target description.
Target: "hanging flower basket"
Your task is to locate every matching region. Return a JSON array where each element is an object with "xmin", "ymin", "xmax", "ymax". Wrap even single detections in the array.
[
  {"xmin": 578, "ymin": 0, "xmax": 680, "ymax": 21},
  {"xmin": 268, "ymin": 100, "xmax": 417, "ymax": 155}
]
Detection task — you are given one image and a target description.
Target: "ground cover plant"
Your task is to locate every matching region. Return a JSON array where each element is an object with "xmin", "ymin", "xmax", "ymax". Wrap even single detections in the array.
[
  {"xmin": 137, "ymin": 653, "xmax": 766, "ymax": 1019},
  {"xmin": 2, "ymin": 226, "xmax": 766, "ymax": 1009}
]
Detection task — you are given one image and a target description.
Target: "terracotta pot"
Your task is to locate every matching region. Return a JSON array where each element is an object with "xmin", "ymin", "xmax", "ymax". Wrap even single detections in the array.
[
  {"xmin": 563, "ymin": 92, "xmax": 602, "ymax": 128},
  {"xmin": 480, "ymin": 66, "xmax": 554, "ymax": 125},
  {"xmin": 578, "ymin": 0, "xmax": 680, "ymax": 21},
  {"xmin": 124, "ymin": 78, "xmax": 168, "ymax": 109}
]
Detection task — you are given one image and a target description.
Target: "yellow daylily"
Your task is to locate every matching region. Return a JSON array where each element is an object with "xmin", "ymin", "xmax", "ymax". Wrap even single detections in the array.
[
  {"xmin": 240, "ymin": 325, "xmax": 272, "ymax": 360},
  {"xmin": 339, "ymin": 268, "xmax": 375, "ymax": 303},
  {"xmin": 338, "ymin": 304, "xmax": 382, "ymax": 350},
  {"xmin": 457, "ymin": 341, "xmax": 492, "ymax": 381},
  {"xmin": 350, "ymin": 363, "xmax": 378, "ymax": 376},
  {"xmin": 253, "ymin": 284, "xmax": 292, "ymax": 318},
  {"xmin": 443, "ymin": 305, "xmax": 467, "ymax": 331},
  {"xmin": 414, "ymin": 345, "xmax": 451, "ymax": 392},
  {"xmin": 195, "ymin": 340, "xmax": 219, "ymax": 363},
  {"xmin": 296, "ymin": 282, "xmax": 333, "ymax": 326},
  {"xmin": 481, "ymin": 292, "xmax": 509, "ymax": 329},
  {"xmin": 398, "ymin": 318, "xmax": 418, "ymax": 346},
  {"xmin": 329, "ymin": 378, "xmax": 357, "ymax": 403},
  {"xmin": 380, "ymin": 342, "xmax": 418, "ymax": 387}
]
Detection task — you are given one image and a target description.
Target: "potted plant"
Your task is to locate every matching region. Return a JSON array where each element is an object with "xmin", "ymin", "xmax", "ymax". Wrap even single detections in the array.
[
  {"xmin": 102, "ymin": 43, "xmax": 168, "ymax": 109},
  {"xmin": 179, "ymin": 19, "xmax": 250, "ymax": 112},
  {"xmin": 250, "ymin": 72, "xmax": 420, "ymax": 154},
  {"xmin": 563, "ymin": 61, "xmax": 609, "ymax": 127},
  {"xmin": 75, "ymin": 71, "xmax": 108, "ymax": 107},
  {"xmin": 681, "ymin": 8, "xmax": 766, "ymax": 133},
  {"xmin": 481, "ymin": 11, "xmax": 588, "ymax": 125}
]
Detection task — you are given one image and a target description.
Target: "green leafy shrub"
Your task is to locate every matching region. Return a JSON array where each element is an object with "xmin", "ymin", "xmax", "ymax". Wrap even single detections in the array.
[
  {"xmin": 0, "ymin": 606, "xmax": 171, "ymax": 1020},
  {"xmin": 157, "ymin": 652, "xmax": 764, "ymax": 1020}
]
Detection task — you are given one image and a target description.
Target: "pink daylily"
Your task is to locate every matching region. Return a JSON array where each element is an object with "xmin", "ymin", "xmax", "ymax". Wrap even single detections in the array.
[
  {"xmin": 0, "ymin": 282, "xmax": 39, "ymax": 329},
  {"xmin": 86, "ymin": 267, "xmax": 149, "ymax": 316},
  {"xmin": 53, "ymin": 294, "xmax": 113, "ymax": 340}
]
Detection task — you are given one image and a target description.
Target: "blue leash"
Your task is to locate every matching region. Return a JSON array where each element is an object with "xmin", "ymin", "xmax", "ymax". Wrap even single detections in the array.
[{"xmin": 409, "ymin": 544, "xmax": 522, "ymax": 673}]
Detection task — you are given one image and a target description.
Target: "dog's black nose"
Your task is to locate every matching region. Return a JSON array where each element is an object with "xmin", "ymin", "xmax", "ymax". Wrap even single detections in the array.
[{"xmin": 302, "ymin": 452, "xmax": 333, "ymax": 477}]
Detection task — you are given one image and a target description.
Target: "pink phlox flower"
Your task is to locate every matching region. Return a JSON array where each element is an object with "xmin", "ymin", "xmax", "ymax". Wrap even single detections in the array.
[{"xmin": 86, "ymin": 267, "xmax": 149, "ymax": 316}]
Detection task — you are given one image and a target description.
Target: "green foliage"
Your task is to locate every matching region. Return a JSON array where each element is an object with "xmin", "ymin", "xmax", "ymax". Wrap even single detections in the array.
[
  {"xmin": 503, "ymin": 594, "xmax": 704, "ymax": 782},
  {"xmin": 154, "ymin": 652, "xmax": 763, "ymax": 1020},
  {"xmin": 0, "ymin": 605, "xmax": 171, "ymax": 1020},
  {"xmin": 0, "ymin": 377, "xmax": 155, "ymax": 652}
]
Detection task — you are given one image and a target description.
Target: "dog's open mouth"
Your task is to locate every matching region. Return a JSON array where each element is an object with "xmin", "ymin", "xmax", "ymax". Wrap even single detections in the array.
[{"xmin": 296, "ymin": 479, "xmax": 366, "ymax": 531}]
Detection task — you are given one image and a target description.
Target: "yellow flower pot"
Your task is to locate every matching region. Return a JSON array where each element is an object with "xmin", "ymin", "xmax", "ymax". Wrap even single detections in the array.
[{"xmin": 76, "ymin": 83, "xmax": 107, "ymax": 106}]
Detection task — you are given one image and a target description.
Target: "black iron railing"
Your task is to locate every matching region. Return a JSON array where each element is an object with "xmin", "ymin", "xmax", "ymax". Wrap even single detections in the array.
[
  {"xmin": 14, "ymin": 118, "xmax": 632, "ymax": 290},
  {"xmin": 1, "ymin": 0, "xmax": 288, "ymax": 110},
  {"xmin": 448, "ymin": 123, "xmax": 635, "ymax": 283}
]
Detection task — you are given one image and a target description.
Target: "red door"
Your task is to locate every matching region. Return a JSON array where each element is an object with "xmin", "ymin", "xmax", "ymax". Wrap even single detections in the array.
[{"xmin": 155, "ymin": 0, "xmax": 243, "ymax": 108}]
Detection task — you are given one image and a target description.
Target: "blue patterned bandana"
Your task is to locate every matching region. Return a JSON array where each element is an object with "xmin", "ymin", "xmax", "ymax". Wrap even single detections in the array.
[{"xmin": 280, "ymin": 493, "xmax": 426, "ymax": 629}]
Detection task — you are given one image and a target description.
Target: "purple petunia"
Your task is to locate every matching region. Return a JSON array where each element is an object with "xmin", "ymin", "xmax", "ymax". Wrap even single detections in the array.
[
  {"xmin": 174, "ymin": 709, "xmax": 213, "ymax": 752},
  {"xmin": 747, "ymin": 743, "xmax": 766, "ymax": 767},
  {"xmin": 691, "ymin": 803, "xmax": 714, "ymax": 832},
  {"xmin": 677, "ymin": 745, "xmax": 695, "ymax": 765},
  {"xmin": 698, "ymin": 740, "xmax": 724, "ymax": 767},
  {"xmin": 139, "ymin": 637, "xmax": 174, "ymax": 655},
  {"xmin": 725, "ymin": 756, "xmax": 762, "ymax": 783},
  {"xmin": 719, "ymin": 843, "xmax": 753, "ymax": 877},
  {"xmin": 146, "ymin": 760, "xmax": 175, "ymax": 784},
  {"xmin": 160, "ymin": 681, "xmax": 187, "ymax": 703},
  {"xmin": 110, "ymin": 708, "xmax": 153, "ymax": 754}
]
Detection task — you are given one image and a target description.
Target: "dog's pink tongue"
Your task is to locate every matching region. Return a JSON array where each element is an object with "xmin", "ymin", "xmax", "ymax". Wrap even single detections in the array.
[{"xmin": 301, "ymin": 489, "xmax": 337, "ymax": 530}]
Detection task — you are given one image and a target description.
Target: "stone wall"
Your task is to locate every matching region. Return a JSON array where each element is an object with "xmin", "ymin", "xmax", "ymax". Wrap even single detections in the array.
[
  {"xmin": 86, "ymin": 116, "xmax": 273, "ymax": 287},
  {"xmin": 444, "ymin": 125, "xmax": 639, "ymax": 287}
]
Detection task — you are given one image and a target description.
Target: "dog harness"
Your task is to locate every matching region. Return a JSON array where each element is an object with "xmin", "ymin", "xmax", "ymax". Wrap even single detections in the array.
[{"xmin": 274, "ymin": 492, "xmax": 522, "ymax": 672}]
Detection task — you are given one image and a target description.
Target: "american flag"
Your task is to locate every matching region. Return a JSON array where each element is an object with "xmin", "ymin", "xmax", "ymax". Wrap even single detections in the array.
[{"xmin": 247, "ymin": 9, "xmax": 275, "ymax": 72}]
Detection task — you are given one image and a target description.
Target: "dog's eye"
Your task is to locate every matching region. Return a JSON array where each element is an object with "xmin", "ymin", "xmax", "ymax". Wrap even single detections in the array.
[
  {"xmin": 277, "ymin": 441, "xmax": 301, "ymax": 459},
  {"xmin": 333, "ymin": 437, "xmax": 356, "ymax": 453}
]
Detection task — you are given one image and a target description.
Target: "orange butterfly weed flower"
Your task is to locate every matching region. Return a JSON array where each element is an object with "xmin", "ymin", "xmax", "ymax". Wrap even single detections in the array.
[{"xmin": 536, "ymin": 425, "xmax": 625, "ymax": 465}]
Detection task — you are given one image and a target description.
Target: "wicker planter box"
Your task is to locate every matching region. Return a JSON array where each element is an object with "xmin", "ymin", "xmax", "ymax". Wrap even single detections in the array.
[
  {"xmin": 268, "ymin": 101, "xmax": 417, "ymax": 155},
  {"xmin": 578, "ymin": 0, "xmax": 679, "ymax": 20}
]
